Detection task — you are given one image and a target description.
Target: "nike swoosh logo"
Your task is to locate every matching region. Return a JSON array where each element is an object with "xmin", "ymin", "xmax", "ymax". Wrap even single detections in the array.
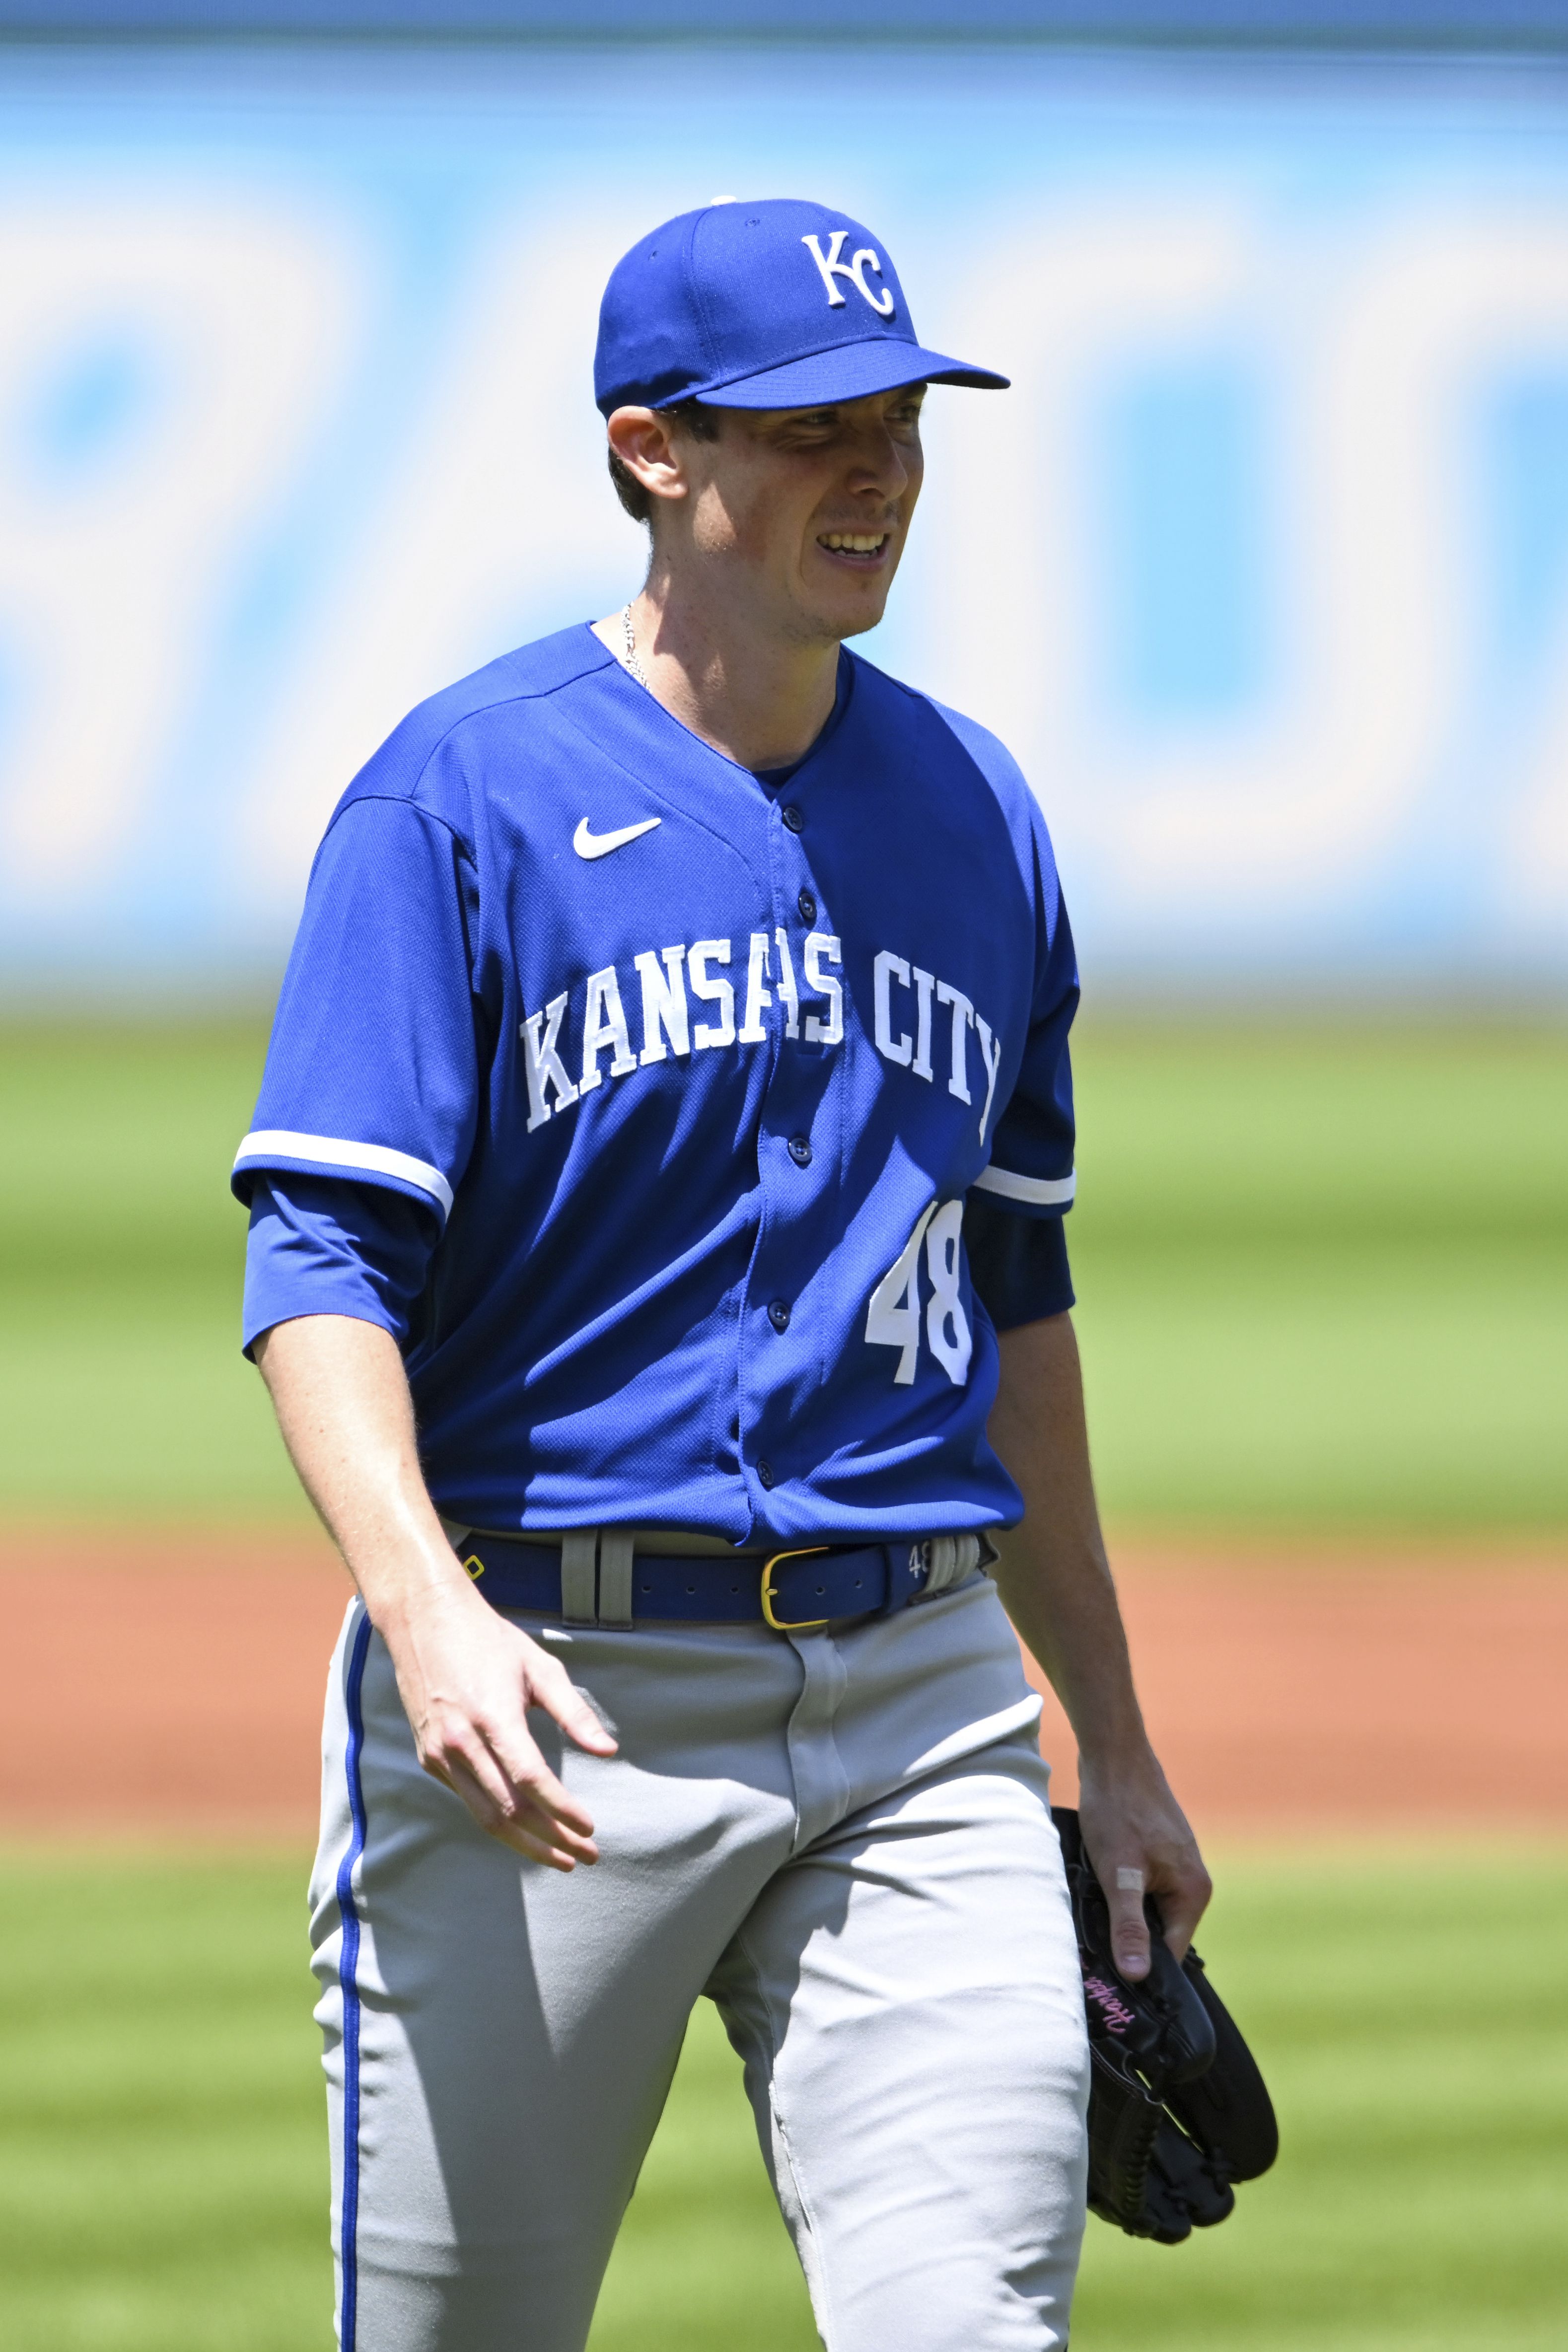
[{"xmin": 573, "ymin": 815, "xmax": 662, "ymax": 860}]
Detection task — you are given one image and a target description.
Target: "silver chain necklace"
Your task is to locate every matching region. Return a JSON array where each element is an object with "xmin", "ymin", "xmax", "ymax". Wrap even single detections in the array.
[{"xmin": 621, "ymin": 602, "xmax": 650, "ymax": 690}]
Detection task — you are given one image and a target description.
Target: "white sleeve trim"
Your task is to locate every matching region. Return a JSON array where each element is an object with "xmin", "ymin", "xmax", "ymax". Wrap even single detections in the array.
[
  {"xmin": 972, "ymin": 1162, "xmax": 1076, "ymax": 1207},
  {"xmin": 232, "ymin": 1130, "xmax": 454, "ymax": 1220}
]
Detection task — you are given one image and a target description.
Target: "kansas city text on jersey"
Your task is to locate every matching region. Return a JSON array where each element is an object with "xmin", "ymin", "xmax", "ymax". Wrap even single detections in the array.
[{"xmin": 522, "ymin": 929, "xmax": 1004, "ymax": 1144}]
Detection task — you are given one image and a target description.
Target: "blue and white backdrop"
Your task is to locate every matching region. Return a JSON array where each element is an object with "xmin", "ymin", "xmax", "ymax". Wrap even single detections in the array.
[{"xmin": 2, "ymin": 44, "xmax": 1567, "ymax": 996}]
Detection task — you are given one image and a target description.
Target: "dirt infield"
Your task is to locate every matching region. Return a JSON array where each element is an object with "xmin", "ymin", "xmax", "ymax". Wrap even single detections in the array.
[
  {"xmin": 2, "ymin": 1529, "xmax": 1564, "ymax": 1840},
  {"xmin": 1028, "ymin": 1542, "xmax": 1568, "ymax": 1834}
]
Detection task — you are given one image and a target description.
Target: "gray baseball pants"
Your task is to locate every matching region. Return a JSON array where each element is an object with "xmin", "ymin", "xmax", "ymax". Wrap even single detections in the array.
[{"xmin": 309, "ymin": 1569, "xmax": 1091, "ymax": 2352}]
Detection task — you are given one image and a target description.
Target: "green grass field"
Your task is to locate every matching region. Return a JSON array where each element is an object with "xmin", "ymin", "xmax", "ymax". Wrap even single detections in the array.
[
  {"xmin": 1, "ymin": 1013, "xmax": 1563, "ymax": 1532},
  {"xmin": 1, "ymin": 1844, "xmax": 1562, "ymax": 2352},
  {"xmin": 2, "ymin": 1014, "xmax": 1563, "ymax": 2347}
]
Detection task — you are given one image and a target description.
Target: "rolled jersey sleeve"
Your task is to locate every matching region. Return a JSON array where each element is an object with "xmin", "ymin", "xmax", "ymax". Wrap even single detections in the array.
[
  {"xmin": 243, "ymin": 1174, "xmax": 439, "ymax": 1357},
  {"xmin": 232, "ymin": 794, "xmax": 482, "ymax": 1227},
  {"xmin": 966, "ymin": 1195, "xmax": 1075, "ymax": 1331}
]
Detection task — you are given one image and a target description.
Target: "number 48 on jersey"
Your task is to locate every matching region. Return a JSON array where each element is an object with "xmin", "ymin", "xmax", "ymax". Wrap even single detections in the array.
[{"xmin": 865, "ymin": 1200, "xmax": 972, "ymax": 1388}]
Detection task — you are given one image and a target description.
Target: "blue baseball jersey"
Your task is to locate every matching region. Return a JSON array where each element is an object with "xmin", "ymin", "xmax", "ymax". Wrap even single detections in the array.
[{"xmin": 233, "ymin": 626, "xmax": 1078, "ymax": 1544}]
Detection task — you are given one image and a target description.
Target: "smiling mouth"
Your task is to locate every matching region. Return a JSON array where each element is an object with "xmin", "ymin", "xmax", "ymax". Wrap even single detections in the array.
[{"xmin": 817, "ymin": 531, "xmax": 890, "ymax": 562}]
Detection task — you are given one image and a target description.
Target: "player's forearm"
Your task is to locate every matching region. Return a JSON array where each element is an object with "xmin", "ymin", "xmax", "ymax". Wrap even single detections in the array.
[
  {"xmin": 985, "ymin": 1312, "xmax": 1151, "ymax": 1775},
  {"xmin": 254, "ymin": 1311, "xmax": 612, "ymax": 1867},
  {"xmin": 253, "ymin": 1312, "xmax": 471, "ymax": 1631}
]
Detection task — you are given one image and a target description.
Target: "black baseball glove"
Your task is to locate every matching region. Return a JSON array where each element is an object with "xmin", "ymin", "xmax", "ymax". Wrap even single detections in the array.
[{"xmin": 1052, "ymin": 1805, "xmax": 1278, "ymax": 2244}]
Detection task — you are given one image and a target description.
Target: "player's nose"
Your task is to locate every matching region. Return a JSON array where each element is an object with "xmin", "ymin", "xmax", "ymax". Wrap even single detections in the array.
[
  {"xmin": 831, "ymin": 411, "xmax": 918, "ymax": 498},
  {"xmin": 851, "ymin": 427, "xmax": 916, "ymax": 497}
]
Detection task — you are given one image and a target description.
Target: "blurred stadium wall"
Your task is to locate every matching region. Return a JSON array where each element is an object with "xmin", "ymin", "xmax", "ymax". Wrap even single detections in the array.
[{"xmin": 2, "ymin": 3, "xmax": 1568, "ymax": 1003}]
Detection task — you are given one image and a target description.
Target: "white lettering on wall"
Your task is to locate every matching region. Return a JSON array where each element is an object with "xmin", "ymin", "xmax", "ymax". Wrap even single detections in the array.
[
  {"xmin": 928, "ymin": 201, "xmax": 1568, "ymax": 923},
  {"xmin": 2, "ymin": 167, "xmax": 1566, "ymax": 994},
  {"xmin": 0, "ymin": 200, "xmax": 357, "ymax": 888},
  {"xmin": 238, "ymin": 214, "xmax": 635, "ymax": 890}
]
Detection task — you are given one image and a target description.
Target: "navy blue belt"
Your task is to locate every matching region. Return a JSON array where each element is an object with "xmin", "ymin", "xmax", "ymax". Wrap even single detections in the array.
[{"xmin": 457, "ymin": 1534, "xmax": 944, "ymax": 1629}]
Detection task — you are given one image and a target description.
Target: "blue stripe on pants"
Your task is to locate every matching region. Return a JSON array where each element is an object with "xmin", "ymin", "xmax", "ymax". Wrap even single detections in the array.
[{"xmin": 336, "ymin": 1610, "xmax": 375, "ymax": 2352}]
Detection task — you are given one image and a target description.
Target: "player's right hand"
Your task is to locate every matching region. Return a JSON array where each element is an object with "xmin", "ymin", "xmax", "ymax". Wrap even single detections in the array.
[{"xmin": 381, "ymin": 1583, "xmax": 619, "ymax": 1871}]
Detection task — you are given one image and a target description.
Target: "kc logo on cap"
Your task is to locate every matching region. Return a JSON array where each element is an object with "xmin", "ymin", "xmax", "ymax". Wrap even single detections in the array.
[
  {"xmin": 594, "ymin": 196, "xmax": 1008, "ymax": 418},
  {"xmin": 800, "ymin": 229, "xmax": 896, "ymax": 318}
]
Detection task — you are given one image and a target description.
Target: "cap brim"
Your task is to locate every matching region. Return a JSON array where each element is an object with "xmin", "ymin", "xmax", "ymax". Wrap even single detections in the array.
[{"xmin": 680, "ymin": 339, "xmax": 1008, "ymax": 410}]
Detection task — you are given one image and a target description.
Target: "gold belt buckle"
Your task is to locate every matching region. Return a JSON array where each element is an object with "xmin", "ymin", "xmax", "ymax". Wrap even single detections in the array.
[{"xmin": 760, "ymin": 1546, "xmax": 832, "ymax": 1633}]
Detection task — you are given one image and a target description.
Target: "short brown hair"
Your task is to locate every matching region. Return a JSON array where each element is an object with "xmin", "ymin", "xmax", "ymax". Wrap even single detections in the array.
[{"xmin": 608, "ymin": 399, "xmax": 722, "ymax": 524}]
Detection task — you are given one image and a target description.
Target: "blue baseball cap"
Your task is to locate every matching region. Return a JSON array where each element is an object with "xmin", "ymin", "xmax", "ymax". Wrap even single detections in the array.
[{"xmin": 594, "ymin": 197, "xmax": 1009, "ymax": 415}]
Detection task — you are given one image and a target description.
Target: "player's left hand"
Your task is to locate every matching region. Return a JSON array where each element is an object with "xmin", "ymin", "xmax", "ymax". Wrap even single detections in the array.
[{"xmin": 1075, "ymin": 1754, "xmax": 1211, "ymax": 1983}]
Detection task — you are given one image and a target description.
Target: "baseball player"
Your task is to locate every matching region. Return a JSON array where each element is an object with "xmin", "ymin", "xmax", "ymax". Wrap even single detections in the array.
[{"xmin": 234, "ymin": 197, "xmax": 1209, "ymax": 2352}]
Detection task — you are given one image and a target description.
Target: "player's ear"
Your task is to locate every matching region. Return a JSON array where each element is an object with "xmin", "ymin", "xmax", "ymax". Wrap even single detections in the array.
[{"xmin": 606, "ymin": 406, "xmax": 691, "ymax": 512}]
